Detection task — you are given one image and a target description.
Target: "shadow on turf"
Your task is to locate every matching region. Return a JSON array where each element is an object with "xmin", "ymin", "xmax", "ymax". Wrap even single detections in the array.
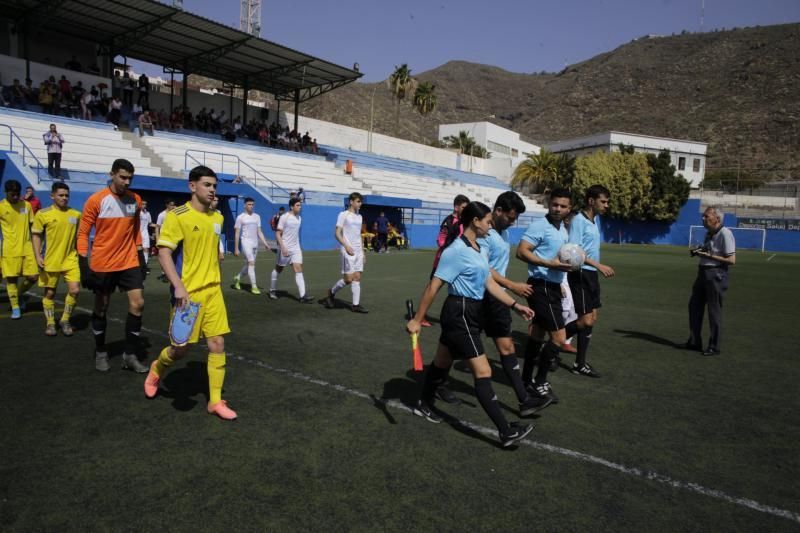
[
  {"xmin": 157, "ymin": 361, "xmax": 210, "ymax": 412},
  {"xmin": 614, "ymin": 329, "xmax": 684, "ymax": 349}
]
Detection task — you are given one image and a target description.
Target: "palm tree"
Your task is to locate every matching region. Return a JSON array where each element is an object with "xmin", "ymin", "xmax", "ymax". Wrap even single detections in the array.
[
  {"xmin": 413, "ymin": 81, "xmax": 437, "ymax": 143},
  {"xmin": 387, "ymin": 64, "xmax": 415, "ymax": 136},
  {"xmin": 511, "ymin": 149, "xmax": 561, "ymax": 193}
]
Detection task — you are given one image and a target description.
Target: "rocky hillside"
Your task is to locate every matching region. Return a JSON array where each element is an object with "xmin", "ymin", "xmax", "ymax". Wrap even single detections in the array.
[{"xmin": 299, "ymin": 23, "xmax": 800, "ymax": 178}]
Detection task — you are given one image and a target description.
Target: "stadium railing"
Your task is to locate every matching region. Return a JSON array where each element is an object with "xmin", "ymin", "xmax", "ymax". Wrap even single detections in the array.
[
  {"xmin": 185, "ymin": 149, "xmax": 292, "ymax": 204},
  {"xmin": 0, "ymin": 123, "xmax": 47, "ymax": 182}
]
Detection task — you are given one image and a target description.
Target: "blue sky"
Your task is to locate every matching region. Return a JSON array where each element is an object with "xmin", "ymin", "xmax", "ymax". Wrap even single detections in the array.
[{"xmin": 151, "ymin": 0, "xmax": 800, "ymax": 82}]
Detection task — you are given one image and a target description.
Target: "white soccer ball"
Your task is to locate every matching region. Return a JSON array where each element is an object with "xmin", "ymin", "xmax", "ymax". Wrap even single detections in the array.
[{"xmin": 558, "ymin": 243, "xmax": 586, "ymax": 271}]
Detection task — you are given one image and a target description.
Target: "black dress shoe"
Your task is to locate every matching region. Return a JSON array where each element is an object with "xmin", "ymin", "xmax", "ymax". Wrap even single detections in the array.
[
  {"xmin": 684, "ymin": 342, "xmax": 702, "ymax": 351},
  {"xmin": 702, "ymin": 348, "xmax": 720, "ymax": 356}
]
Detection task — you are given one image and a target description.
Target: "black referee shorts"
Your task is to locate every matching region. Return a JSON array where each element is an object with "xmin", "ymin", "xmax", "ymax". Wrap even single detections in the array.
[
  {"xmin": 439, "ymin": 295, "xmax": 485, "ymax": 359},
  {"xmin": 567, "ymin": 269, "xmax": 602, "ymax": 316},
  {"xmin": 90, "ymin": 266, "xmax": 144, "ymax": 293},
  {"xmin": 526, "ymin": 277, "xmax": 565, "ymax": 332},
  {"xmin": 482, "ymin": 293, "xmax": 513, "ymax": 339}
]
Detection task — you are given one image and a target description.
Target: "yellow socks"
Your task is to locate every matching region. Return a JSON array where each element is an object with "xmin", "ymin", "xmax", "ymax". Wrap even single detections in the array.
[
  {"xmin": 207, "ymin": 353, "xmax": 226, "ymax": 404},
  {"xmin": 6, "ymin": 282, "xmax": 19, "ymax": 310},
  {"xmin": 61, "ymin": 294, "xmax": 77, "ymax": 323},
  {"xmin": 42, "ymin": 297, "xmax": 56, "ymax": 326},
  {"xmin": 153, "ymin": 346, "xmax": 176, "ymax": 377}
]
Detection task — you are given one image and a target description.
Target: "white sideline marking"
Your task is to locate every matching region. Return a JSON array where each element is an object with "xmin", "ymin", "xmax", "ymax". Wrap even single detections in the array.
[
  {"xmin": 767, "ymin": 254, "xmax": 776, "ymax": 262},
  {"xmin": 32, "ymin": 296, "xmax": 800, "ymax": 525}
]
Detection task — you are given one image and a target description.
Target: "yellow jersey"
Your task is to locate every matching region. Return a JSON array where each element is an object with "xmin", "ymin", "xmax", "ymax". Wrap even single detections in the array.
[
  {"xmin": 157, "ymin": 202, "xmax": 223, "ymax": 293},
  {"xmin": 32, "ymin": 206, "xmax": 81, "ymax": 271},
  {"xmin": 0, "ymin": 199, "xmax": 34, "ymax": 258}
]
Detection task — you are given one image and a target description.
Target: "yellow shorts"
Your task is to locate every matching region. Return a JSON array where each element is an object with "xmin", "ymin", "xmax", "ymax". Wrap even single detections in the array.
[
  {"xmin": 1, "ymin": 255, "xmax": 39, "ymax": 278},
  {"xmin": 39, "ymin": 265, "xmax": 81, "ymax": 288},
  {"xmin": 170, "ymin": 284, "xmax": 230, "ymax": 345}
]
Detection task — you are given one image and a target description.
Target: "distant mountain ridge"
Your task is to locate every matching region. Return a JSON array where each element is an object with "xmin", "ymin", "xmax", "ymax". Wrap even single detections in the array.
[{"xmin": 300, "ymin": 23, "xmax": 800, "ymax": 178}]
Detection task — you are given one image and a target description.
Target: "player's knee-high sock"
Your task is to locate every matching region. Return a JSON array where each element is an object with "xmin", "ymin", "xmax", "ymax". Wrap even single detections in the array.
[
  {"xmin": 535, "ymin": 342, "xmax": 560, "ymax": 384},
  {"xmin": 294, "ymin": 272, "xmax": 306, "ymax": 298},
  {"xmin": 91, "ymin": 313, "xmax": 107, "ymax": 350},
  {"xmin": 247, "ymin": 264, "xmax": 257, "ymax": 287},
  {"xmin": 330, "ymin": 279, "xmax": 346, "ymax": 295},
  {"xmin": 577, "ymin": 326, "xmax": 592, "ymax": 366},
  {"xmin": 60, "ymin": 294, "xmax": 77, "ymax": 323},
  {"xmin": 522, "ymin": 338, "xmax": 543, "ymax": 383},
  {"xmin": 42, "ymin": 297, "xmax": 56, "ymax": 326},
  {"xmin": 207, "ymin": 352, "xmax": 226, "ymax": 404},
  {"xmin": 124, "ymin": 312, "xmax": 142, "ymax": 355},
  {"xmin": 421, "ymin": 362, "xmax": 449, "ymax": 402},
  {"xmin": 6, "ymin": 282, "xmax": 19, "ymax": 310},
  {"xmin": 351, "ymin": 281, "xmax": 361, "ymax": 306},
  {"xmin": 500, "ymin": 353, "xmax": 528, "ymax": 402},
  {"xmin": 474, "ymin": 377, "xmax": 510, "ymax": 433},
  {"xmin": 564, "ymin": 320, "xmax": 579, "ymax": 340},
  {"xmin": 270, "ymin": 269, "xmax": 279, "ymax": 291},
  {"xmin": 153, "ymin": 346, "xmax": 175, "ymax": 376}
]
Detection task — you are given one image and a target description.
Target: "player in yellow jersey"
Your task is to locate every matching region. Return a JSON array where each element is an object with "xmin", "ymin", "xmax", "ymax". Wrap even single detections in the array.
[
  {"xmin": 144, "ymin": 165, "xmax": 237, "ymax": 420},
  {"xmin": 0, "ymin": 180, "xmax": 39, "ymax": 319},
  {"xmin": 31, "ymin": 182, "xmax": 81, "ymax": 336}
]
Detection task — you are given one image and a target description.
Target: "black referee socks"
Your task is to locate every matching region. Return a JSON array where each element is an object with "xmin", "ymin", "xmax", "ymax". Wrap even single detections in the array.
[
  {"xmin": 474, "ymin": 377, "xmax": 509, "ymax": 433},
  {"xmin": 421, "ymin": 362, "xmax": 450, "ymax": 402},
  {"xmin": 501, "ymin": 354, "xmax": 528, "ymax": 402},
  {"xmin": 576, "ymin": 326, "xmax": 593, "ymax": 366},
  {"xmin": 522, "ymin": 339, "xmax": 544, "ymax": 383}
]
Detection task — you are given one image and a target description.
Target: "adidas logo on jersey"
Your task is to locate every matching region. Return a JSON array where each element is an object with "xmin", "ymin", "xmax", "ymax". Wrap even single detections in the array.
[{"xmin": 193, "ymin": 226, "xmax": 200, "ymax": 231}]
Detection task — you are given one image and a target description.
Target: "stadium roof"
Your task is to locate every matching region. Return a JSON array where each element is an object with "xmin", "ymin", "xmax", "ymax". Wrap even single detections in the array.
[{"xmin": 3, "ymin": 0, "xmax": 362, "ymax": 102}]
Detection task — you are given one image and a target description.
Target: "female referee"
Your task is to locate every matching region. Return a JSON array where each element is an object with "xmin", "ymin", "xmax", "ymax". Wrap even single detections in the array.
[{"xmin": 406, "ymin": 201, "xmax": 535, "ymax": 447}]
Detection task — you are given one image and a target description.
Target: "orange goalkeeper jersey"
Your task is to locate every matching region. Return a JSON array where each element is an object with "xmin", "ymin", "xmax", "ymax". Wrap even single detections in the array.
[{"xmin": 77, "ymin": 187, "xmax": 142, "ymax": 272}]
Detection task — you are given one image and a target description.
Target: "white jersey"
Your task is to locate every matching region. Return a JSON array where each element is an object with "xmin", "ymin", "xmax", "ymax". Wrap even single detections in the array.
[
  {"xmin": 156, "ymin": 210, "xmax": 168, "ymax": 227},
  {"xmin": 139, "ymin": 209, "xmax": 152, "ymax": 247},
  {"xmin": 336, "ymin": 210, "xmax": 362, "ymax": 252},
  {"xmin": 277, "ymin": 212, "xmax": 302, "ymax": 252},
  {"xmin": 235, "ymin": 212, "xmax": 262, "ymax": 243}
]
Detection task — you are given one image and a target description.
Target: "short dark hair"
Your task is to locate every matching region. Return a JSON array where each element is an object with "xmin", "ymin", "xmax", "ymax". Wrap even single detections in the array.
[
  {"xmin": 4, "ymin": 180, "xmax": 21, "ymax": 193},
  {"xmin": 550, "ymin": 187, "xmax": 572, "ymax": 202},
  {"xmin": 111, "ymin": 158, "xmax": 135, "ymax": 175},
  {"xmin": 348, "ymin": 192, "xmax": 363, "ymax": 203},
  {"xmin": 244, "ymin": 197, "xmax": 255, "ymax": 203},
  {"xmin": 165, "ymin": 198, "xmax": 176, "ymax": 206},
  {"xmin": 278, "ymin": 206, "xmax": 285, "ymax": 211},
  {"xmin": 51, "ymin": 182, "xmax": 70, "ymax": 193},
  {"xmin": 289, "ymin": 197, "xmax": 301, "ymax": 207},
  {"xmin": 493, "ymin": 191, "xmax": 526, "ymax": 215},
  {"xmin": 454, "ymin": 194, "xmax": 470, "ymax": 206},
  {"xmin": 585, "ymin": 184, "xmax": 611, "ymax": 201},
  {"xmin": 188, "ymin": 165, "xmax": 217, "ymax": 182},
  {"xmin": 460, "ymin": 201, "xmax": 492, "ymax": 227}
]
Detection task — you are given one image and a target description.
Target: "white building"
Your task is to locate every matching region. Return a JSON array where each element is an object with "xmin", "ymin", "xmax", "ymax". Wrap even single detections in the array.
[
  {"xmin": 439, "ymin": 121, "xmax": 540, "ymax": 184},
  {"xmin": 545, "ymin": 131, "xmax": 707, "ymax": 188}
]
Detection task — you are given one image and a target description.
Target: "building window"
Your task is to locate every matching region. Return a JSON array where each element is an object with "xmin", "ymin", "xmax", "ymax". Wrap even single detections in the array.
[
  {"xmin": 693, "ymin": 158, "xmax": 701, "ymax": 172},
  {"xmin": 678, "ymin": 157, "xmax": 686, "ymax": 171},
  {"xmin": 487, "ymin": 140, "xmax": 510, "ymax": 156},
  {"xmin": 511, "ymin": 148, "xmax": 519, "ymax": 157}
]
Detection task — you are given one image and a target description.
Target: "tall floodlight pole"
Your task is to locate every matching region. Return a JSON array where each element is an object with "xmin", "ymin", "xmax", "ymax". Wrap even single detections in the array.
[
  {"xmin": 240, "ymin": 0, "xmax": 262, "ymax": 37},
  {"xmin": 172, "ymin": 0, "xmax": 183, "ymax": 9},
  {"xmin": 700, "ymin": 0, "xmax": 705, "ymax": 32}
]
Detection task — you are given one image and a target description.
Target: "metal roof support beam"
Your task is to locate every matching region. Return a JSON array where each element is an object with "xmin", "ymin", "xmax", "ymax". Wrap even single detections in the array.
[
  {"xmin": 109, "ymin": 11, "xmax": 181, "ymax": 56},
  {"xmin": 181, "ymin": 37, "xmax": 252, "ymax": 73},
  {"xmin": 242, "ymin": 76, "xmax": 249, "ymax": 125},
  {"xmin": 293, "ymin": 89, "xmax": 300, "ymax": 133},
  {"xmin": 249, "ymin": 60, "xmax": 313, "ymax": 78},
  {"xmin": 18, "ymin": 0, "xmax": 69, "ymax": 26}
]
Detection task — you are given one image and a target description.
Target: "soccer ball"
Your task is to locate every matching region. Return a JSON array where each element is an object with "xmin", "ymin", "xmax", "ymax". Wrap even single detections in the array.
[{"xmin": 558, "ymin": 243, "xmax": 585, "ymax": 271}]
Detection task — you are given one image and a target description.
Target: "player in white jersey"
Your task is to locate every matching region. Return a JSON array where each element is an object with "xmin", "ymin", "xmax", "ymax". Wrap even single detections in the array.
[
  {"xmin": 270, "ymin": 197, "xmax": 313, "ymax": 302},
  {"xmin": 139, "ymin": 200, "xmax": 153, "ymax": 266},
  {"xmin": 154, "ymin": 199, "xmax": 175, "ymax": 282},
  {"xmin": 319, "ymin": 192, "xmax": 367, "ymax": 313},
  {"xmin": 233, "ymin": 197, "xmax": 271, "ymax": 295}
]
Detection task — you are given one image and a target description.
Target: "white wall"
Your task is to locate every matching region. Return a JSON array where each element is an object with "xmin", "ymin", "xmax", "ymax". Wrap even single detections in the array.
[{"xmin": 0, "ymin": 54, "xmax": 110, "ymax": 92}]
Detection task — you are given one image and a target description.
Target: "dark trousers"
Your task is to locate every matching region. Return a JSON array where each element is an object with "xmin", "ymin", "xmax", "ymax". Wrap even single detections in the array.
[
  {"xmin": 122, "ymin": 90, "xmax": 133, "ymax": 107},
  {"xmin": 377, "ymin": 232, "xmax": 388, "ymax": 251},
  {"xmin": 688, "ymin": 267, "xmax": 729, "ymax": 352},
  {"xmin": 47, "ymin": 153, "xmax": 62, "ymax": 177}
]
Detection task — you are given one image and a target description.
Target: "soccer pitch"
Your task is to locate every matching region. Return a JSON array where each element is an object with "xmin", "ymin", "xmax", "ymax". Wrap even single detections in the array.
[{"xmin": 1, "ymin": 244, "xmax": 799, "ymax": 531}]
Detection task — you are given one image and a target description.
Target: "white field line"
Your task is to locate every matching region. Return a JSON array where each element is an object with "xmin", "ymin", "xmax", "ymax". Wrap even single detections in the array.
[
  {"xmin": 27, "ymin": 296, "xmax": 800, "ymax": 526},
  {"xmin": 767, "ymin": 254, "xmax": 776, "ymax": 262}
]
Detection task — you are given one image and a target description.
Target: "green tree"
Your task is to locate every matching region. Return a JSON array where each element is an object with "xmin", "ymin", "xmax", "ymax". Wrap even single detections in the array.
[
  {"xmin": 617, "ymin": 143, "xmax": 636, "ymax": 155},
  {"xmin": 387, "ymin": 64, "xmax": 416, "ymax": 136},
  {"xmin": 511, "ymin": 149, "xmax": 572, "ymax": 193},
  {"xmin": 645, "ymin": 150, "xmax": 690, "ymax": 222},
  {"xmin": 413, "ymin": 81, "xmax": 437, "ymax": 143},
  {"xmin": 572, "ymin": 151, "xmax": 652, "ymax": 220},
  {"xmin": 443, "ymin": 130, "xmax": 489, "ymax": 158}
]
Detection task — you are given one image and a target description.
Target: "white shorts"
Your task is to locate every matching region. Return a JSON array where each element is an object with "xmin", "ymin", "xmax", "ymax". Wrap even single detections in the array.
[
  {"xmin": 241, "ymin": 240, "xmax": 258, "ymax": 262},
  {"xmin": 560, "ymin": 280, "xmax": 577, "ymax": 324},
  {"xmin": 341, "ymin": 248, "xmax": 364, "ymax": 274},
  {"xmin": 276, "ymin": 249, "xmax": 303, "ymax": 267}
]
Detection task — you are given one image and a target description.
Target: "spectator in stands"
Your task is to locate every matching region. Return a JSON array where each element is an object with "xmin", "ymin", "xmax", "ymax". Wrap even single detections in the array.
[
  {"xmin": 310, "ymin": 138, "xmax": 319, "ymax": 155},
  {"xmin": 137, "ymin": 73, "xmax": 149, "ymax": 106},
  {"xmin": 209, "ymin": 109, "xmax": 218, "ymax": 132},
  {"xmin": 108, "ymin": 96, "xmax": 123, "ymax": 129},
  {"xmin": 38, "ymin": 79, "xmax": 55, "ymax": 114},
  {"xmin": 42, "ymin": 124, "xmax": 64, "ymax": 178},
  {"xmin": 182, "ymin": 106, "xmax": 194, "ymax": 130},
  {"xmin": 58, "ymin": 75, "xmax": 71, "ymax": 100},
  {"xmin": 138, "ymin": 109, "xmax": 154, "ymax": 137},
  {"xmin": 297, "ymin": 188, "xmax": 306, "ymax": 203},
  {"xmin": 258, "ymin": 126, "xmax": 269, "ymax": 146},
  {"xmin": 23, "ymin": 186, "xmax": 42, "ymax": 214},
  {"xmin": 80, "ymin": 88, "xmax": 93, "ymax": 120},
  {"xmin": 157, "ymin": 108, "xmax": 169, "ymax": 130},
  {"xmin": 375, "ymin": 211, "xmax": 390, "ymax": 253},
  {"xmin": 96, "ymin": 94, "xmax": 109, "ymax": 119},
  {"xmin": 71, "ymin": 81, "xmax": 85, "ymax": 104},
  {"xmin": 65, "ymin": 55, "xmax": 82, "ymax": 72},
  {"xmin": 233, "ymin": 116, "xmax": 242, "ymax": 137},
  {"xmin": 221, "ymin": 124, "xmax": 236, "ymax": 142},
  {"xmin": 170, "ymin": 107, "xmax": 182, "ymax": 130},
  {"xmin": 23, "ymin": 78, "xmax": 36, "ymax": 104},
  {"xmin": 9, "ymin": 79, "xmax": 26, "ymax": 109},
  {"xmin": 121, "ymin": 71, "xmax": 134, "ymax": 107}
]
